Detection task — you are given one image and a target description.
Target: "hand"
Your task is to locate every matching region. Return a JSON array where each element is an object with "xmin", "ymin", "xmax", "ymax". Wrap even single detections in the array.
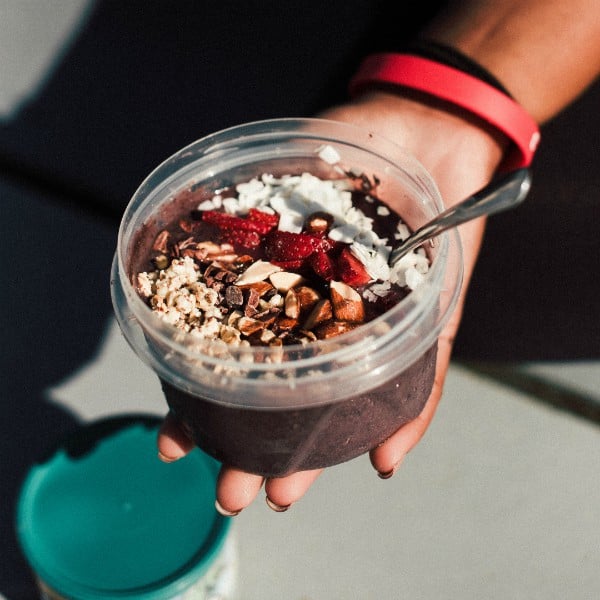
[{"xmin": 157, "ymin": 90, "xmax": 508, "ymax": 514}]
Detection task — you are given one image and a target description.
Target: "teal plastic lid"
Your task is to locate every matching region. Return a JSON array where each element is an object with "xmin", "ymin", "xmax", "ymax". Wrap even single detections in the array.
[{"xmin": 16, "ymin": 416, "xmax": 231, "ymax": 599}]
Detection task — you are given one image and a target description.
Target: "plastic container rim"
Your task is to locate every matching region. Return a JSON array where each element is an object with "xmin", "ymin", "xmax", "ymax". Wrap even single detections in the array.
[{"xmin": 111, "ymin": 118, "xmax": 463, "ymax": 407}]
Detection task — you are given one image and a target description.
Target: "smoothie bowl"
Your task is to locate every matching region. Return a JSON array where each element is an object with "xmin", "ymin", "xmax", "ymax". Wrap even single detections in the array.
[{"xmin": 111, "ymin": 118, "xmax": 462, "ymax": 477}]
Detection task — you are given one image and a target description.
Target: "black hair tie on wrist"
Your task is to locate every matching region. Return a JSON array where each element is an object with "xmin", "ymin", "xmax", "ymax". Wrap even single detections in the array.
[{"xmin": 401, "ymin": 38, "xmax": 513, "ymax": 97}]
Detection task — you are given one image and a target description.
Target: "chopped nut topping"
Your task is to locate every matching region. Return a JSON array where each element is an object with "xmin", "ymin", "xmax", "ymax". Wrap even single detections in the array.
[
  {"xmin": 295, "ymin": 286, "xmax": 321, "ymax": 313},
  {"xmin": 235, "ymin": 260, "xmax": 281, "ymax": 285},
  {"xmin": 330, "ymin": 280, "xmax": 365, "ymax": 322},
  {"xmin": 303, "ymin": 299, "xmax": 333, "ymax": 330},
  {"xmin": 225, "ymin": 285, "xmax": 244, "ymax": 307},
  {"xmin": 269, "ymin": 271, "xmax": 305, "ymax": 292},
  {"xmin": 314, "ymin": 320, "xmax": 359, "ymax": 340},
  {"xmin": 237, "ymin": 316, "xmax": 265, "ymax": 336},
  {"xmin": 237, "ymin": 280, "xmax": 274, "ymax": 297},
  {"xmin": 304, "ymin": 211, "xmax": 334, "ymax": 234},
  {"xmin": 152, "ymin": 230, "xmax": 170, "ymax": 253},
  {"xmin": 284, "ymin": 289, "xmax": 301, "ymax": 319}
]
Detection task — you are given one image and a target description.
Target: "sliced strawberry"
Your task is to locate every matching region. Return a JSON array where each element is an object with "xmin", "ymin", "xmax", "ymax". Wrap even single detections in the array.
[
  {"xmin": 248, "ymin": 208, "xmax": 279, "ymax": 230},
  {"xmin": 220, "ymin": 229, "xmax": 261, "ymax": 249},
  {"xmin": 264, "ymin": 230, "xmax": 324, "ymax": 262},
  {"xmin": 313, "ymin": 234, "xmax": 340, "ymax": 254},
  {"xmin": 269, "ymin": 258, "xmax": 305, "ymax": 270},
  {"xmin": 310, "ymin": 251, "xmax": 337, "ymax": 281},
  {"xmin": 336, "ymin": 247, "xmax": 371, "ymax": 286},
  {"xmin": 201, "ymin": 210, "xmax": 275, "ymax": 235},
  {"xmin": 202, "ymin": 210, "xmax": 247, "ymax": 229}
]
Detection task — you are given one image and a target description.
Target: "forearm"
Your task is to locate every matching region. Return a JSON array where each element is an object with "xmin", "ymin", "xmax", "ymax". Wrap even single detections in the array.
[{"xmin": 422, "ymin": 0, "xmax": 600, "ymax": 123}]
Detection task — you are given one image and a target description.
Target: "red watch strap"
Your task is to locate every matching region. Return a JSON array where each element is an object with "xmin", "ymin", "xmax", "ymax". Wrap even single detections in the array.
[{"xmin": 349, "ymin": 53, "xmax": 541, "ymax": 170}]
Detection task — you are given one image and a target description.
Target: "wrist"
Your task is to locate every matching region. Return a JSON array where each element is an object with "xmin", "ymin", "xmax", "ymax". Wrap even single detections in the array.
[
  {"xmin": 344, "ymin": 89, "xmax": 508, "ymax": 176},
  {"xmin": 319, "ymin": 90, "xmax": 500, "ymax": 276}
]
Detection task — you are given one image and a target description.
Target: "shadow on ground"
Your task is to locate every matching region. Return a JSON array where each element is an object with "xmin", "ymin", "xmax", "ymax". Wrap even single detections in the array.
[{"xmin": 1, "ymin": 180, "xmax": 117, "ymax": 598}]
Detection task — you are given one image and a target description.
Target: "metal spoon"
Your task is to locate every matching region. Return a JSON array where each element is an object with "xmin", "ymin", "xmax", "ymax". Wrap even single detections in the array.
[{"xmin": 389, "ymin": 168, "xmax": 531, "ymax": 266}]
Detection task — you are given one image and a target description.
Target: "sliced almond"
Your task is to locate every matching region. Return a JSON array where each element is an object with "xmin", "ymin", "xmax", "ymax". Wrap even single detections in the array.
[
  {"xmin": 267, "ymin": 293, "xmax": 284, "ymax": 308},
  {"xmin": 314, "ymin": 320, "xmax": 360, "ymax": 340},
  {"xmin": 209, "ymin": 253, "xmax": 239, "ymax": 263},
  {"xmin": 295, "ymin": 286, "xmax": 321, "ymax": 312},
  {"xmin": 237, "ymin": 316, "xmax": 265, "ymax": 336},
  {"xmin": 274, "ymin": 316, "xmax": 298, "ymax": 332},
  {"xmin": 303, "ymin": 298, "xmax": 333, "ymax": 330},
  {"xmin": 235, "ymin": 254, "xmax": 254, "ymax": 265},
  {"xmin": 236, "ymin": 260, "xmax": 281, "ymax": 285},
  {"xmin": 298, "ymin": 329, "xmax": 318, "ymax": 343},
  {"xmin": 226, "ymin": 310, "xmax": 243, "ymax": 327},
  {"xmin": 244, "ymin": 287, "xmax": 261, "ymax": 317},
  {"xmin": 195, "ymin": 241, "xmax": 224, "ymax": 255},
  {"xmin": 269, "ymin": 271, "xmax": 305, "ymax": 292},
  {"xmin": 152, "ymin": 230, "xmax": 170, "ymax": 252},
  {"xmin": 254, "ymin": 307, "xmax": 280, "ymax": 327},
  {"xmin": 284, "ymin": 289, "xmax": 301, "ymax": 319},
  {"xmin": 177, "ymin": 237, "xmax": 197, "ymax": 250},
  {"xmin": 237, "ymin": 280, "xmax": 274, "ymax": 297},
  {"xmin": 330, "ymin": 280, "xmax": 365, "ymax": 322},
  {"xmin": 259, "ymin": 329, "xmax": 277, "ymax": 344},
  {"xmin": 220, "ymin": 327, "xmax": 242, "ymax": 345}
]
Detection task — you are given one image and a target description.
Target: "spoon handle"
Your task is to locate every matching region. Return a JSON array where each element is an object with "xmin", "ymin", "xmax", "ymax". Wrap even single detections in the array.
[{"xmin": 389, "ymin": 167, "xmax": 531, "ymax": 264}]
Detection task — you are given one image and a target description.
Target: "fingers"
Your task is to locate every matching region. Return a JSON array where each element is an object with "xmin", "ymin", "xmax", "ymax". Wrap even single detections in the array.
[
  {"xmin": 159, "ymin": 329, "xmax": 457, "ymax": 511},
  {"xmin": 369, "ymin": 385, "xmax": 441, "ymax": 478},
  {"xmin": 215, "ymin": 468, "xmax": 265, "ymax": 516},
  {"xmin": 370, "ymin": 329, "xmax": 455, "ymax": 478},
  {"xmin": 264, "ymin": 469, "xmax": 323, "ymax": 512},
  {"xmin": 158, "ymin": 331, "xmax": 458, "ymax": 510},
  {"xmin": 156, "ymin": 412, "xmax": 195, "ymax": 463},
  {"xmin": 215, "ymin": 467, "xmax": 323, "ymax": 516},
  {"xmin": 157, "ymin": 416, "xmax": 266, "ymax": 516},
  {"xmin": 157, "ymin": 413, "xmax": 322, "ymax": 515}
]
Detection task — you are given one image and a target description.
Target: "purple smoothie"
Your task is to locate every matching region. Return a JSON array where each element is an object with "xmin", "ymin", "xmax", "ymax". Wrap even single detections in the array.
[{"xmin": 161, "ymin": 345, "xmax": 436, "ymax": 477}]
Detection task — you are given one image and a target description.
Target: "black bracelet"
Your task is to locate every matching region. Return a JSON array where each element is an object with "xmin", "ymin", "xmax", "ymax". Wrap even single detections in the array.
[{"xmin": 399, "ymin": 38, "xmax": 513, "ymax": 97}]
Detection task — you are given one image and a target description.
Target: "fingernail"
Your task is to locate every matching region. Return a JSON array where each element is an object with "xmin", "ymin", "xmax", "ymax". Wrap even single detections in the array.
[
  {"xmin": 265, "ymin": 496, "xmax": 292, "ymax": 513},
  {"xmin": 215, "ymin": 499, "xmax": 242, "ymax": 517},
  {"xmin": 158, "ymin": 451, "xmax": 180, "ymax": 464},
  {"xmin": 377, "ymin": 468, "xmax": 395, "ymax": 479},
  {"xmin": 377, "ymin": 457, "xmax": 404, "ymax": 480}
]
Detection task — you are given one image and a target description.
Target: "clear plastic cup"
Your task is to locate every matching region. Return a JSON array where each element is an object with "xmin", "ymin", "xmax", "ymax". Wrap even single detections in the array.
[{"xmin": 111, "ymin": 118, "xmax": 463, "ymax": 477}]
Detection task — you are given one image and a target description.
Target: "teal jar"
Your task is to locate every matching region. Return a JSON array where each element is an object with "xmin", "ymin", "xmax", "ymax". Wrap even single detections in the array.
[{"xmin": 16, "ymin": 416, "xmax": 236, "ymax": 599}]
